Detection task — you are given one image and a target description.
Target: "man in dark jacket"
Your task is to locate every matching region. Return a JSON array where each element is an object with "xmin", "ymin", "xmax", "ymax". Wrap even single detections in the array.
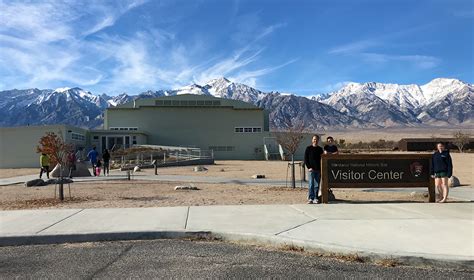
[
  {"xmin": 102, "ymin": 149, "xmax": 111, "ymax": 176},
  {"xmin": 304, "ymin": 135, "xmax": 324, "ymax": 204},
  {"xmin": 431, "ymin": 142, "xmax": 453, "ymax": 203}
]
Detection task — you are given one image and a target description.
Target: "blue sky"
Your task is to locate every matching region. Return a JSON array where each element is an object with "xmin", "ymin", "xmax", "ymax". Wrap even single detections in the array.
[{"xmin": 0, "ymin": 0, "xmax": 472, "ymax": 96}]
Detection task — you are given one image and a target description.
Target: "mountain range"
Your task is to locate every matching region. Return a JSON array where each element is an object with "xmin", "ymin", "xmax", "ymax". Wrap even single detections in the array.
[{"xmin": 0, "ymin": 77, "xmax": 472, "ymax": 130}]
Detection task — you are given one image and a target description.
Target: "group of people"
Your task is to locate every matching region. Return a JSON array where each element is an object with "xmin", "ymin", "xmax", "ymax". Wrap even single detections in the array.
[
  {"xmin": 39, "ymin": 147, "xmax": 111, "ymax": 179},
  {"xmin": 303, "ymin": 135, "xmax": 453, "ymax": 204},
  {"xmin": 86, "ymin": 147, "xmax": 111, "ymax": 176}
]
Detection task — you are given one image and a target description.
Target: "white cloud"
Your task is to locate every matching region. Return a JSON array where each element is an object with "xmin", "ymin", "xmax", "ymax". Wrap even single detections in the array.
[
  {"xmin": 328, "ymin": 39, "xmax": 379, "ymax": 54},
  {"xmin": 361, "ymin": 53, "xmax": 441, "ymax": 69}
]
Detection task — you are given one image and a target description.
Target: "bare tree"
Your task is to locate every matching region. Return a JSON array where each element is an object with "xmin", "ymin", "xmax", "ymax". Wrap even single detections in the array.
[
  {"xmin": 274, "ymin": 121, "xmax": 306, "ymax": 188},
  {"xmin": 453, "ymin": 130, "xmax": 470, "ymax": 153},
  {"xmin": 37, "ymin": 131, "xmax": 72, "ymax": 200}
]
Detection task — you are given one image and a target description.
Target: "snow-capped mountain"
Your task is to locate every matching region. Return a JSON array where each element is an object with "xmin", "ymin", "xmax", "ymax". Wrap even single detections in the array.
[
  {"xmin": 318, "ymin": 78, "xmax": 473, "ymax": 126},
  {"xmin": 0, "ymin": 77, "xmax": 472, "ymax": 129}
]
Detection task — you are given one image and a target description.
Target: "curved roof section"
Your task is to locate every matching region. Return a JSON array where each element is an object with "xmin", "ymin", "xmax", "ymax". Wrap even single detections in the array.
[{"xmin": 112, "ymin": 94, "xmax": 261, "ymax": 110}]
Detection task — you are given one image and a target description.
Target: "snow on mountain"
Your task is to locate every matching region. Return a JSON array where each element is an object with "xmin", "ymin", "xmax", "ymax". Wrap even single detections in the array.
[
  {"xmin": 257, "ymin": 93, "xmax": 375, "ymax": 130},
  {"xmin": 318, "ymin": 78, "xmax": 473, "ymax": 126},
  {"xmin": 0, "ymin": 77, "xmax": 472, "ymax": 129}
]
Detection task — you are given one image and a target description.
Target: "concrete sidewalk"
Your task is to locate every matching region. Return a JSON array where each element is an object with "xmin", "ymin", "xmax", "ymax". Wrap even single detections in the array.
[{"xmin": 1, "ymin": 203, "xmax": 472, "ymax": 269}]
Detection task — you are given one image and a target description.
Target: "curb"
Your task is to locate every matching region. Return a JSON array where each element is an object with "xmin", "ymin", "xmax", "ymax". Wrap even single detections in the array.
[{"xmin": 1, "ymin": 231, "xmax": 472, "ymax": 270}]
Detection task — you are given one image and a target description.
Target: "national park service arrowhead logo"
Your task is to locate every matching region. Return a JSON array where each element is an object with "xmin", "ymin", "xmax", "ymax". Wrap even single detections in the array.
[{"xmin": 410, "ymin": 161, "xmax": 423, "ymax": 177}]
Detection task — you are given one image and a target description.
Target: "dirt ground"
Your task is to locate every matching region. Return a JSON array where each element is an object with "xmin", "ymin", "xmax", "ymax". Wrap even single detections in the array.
[
  {"xmin": 0, "ymin": 168, "xmax": 38, "ymax": 179},
  {"xmin": 0, "ymin": 180, "xmax": 431, "ymax": 210},
  {"xmin": 2, "ymin": 154, "xmax": 471, "ymax": 186},
  {"xmin": 0, "ymin": 153, "xmax": 470, "ymax": 210}
]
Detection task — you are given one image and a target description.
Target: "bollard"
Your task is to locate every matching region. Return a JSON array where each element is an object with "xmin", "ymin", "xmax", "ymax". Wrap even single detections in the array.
[{"xmin": 127, "ymin": 170, "xmax": 131, "ymax": 180}]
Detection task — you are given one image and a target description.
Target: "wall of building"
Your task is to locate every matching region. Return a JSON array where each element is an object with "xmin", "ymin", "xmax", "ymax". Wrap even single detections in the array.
[
  {"xmin": 106, "ymin": 106, "xmax": 269, "ymax": 160},
  {"xmin": 0, "ymin": 125, "xmax": 87, "ymax": 168}
]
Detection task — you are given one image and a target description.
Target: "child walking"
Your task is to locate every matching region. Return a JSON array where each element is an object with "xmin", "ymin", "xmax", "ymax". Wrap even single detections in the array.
[{"xmin": 96, "ymin": 159, "xmax": 102, "ymax": 176}]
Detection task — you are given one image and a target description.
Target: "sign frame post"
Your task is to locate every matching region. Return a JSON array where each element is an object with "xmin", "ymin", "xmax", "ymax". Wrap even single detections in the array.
[{"xmin": 321, "ymin": 154, "xmax": 435, "ymax": 203}]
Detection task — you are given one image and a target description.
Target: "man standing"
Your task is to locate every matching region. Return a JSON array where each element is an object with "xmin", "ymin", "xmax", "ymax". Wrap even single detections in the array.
[
  {"xmin": 304, "ymin": 135, "xmax": 324, "ymax": 204},
  {"xmin": 324, "ymin": 136, "xmax": 339, "ymax": 155},
  {"xmin": 102, "ymin": 149, "xmax": 111, "ymax": 176},
  {"xmin": 87, "ymin": 147, "xmax": 99, "ymax": 176}
]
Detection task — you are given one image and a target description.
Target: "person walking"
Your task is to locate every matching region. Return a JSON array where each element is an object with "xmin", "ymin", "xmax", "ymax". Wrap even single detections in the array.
[
  {"xmin": 67, "ymin": 150, "xmax": 77, "ymax": 178},
  {"xmin": 304, "ymin": 135, "xmax": 324, "ymax": 204},
  {"xmin": 95, "ymin": 159, "xmax": 102, "ymax": 176},
  {"xmin": 431, "ymin": 142, "xmax": 453, "ymax": 203},
  {"xmin": 87, "ymin": 147, "xmax": 99, "ymax": 176},
  {"xmin": 102, "ymin": 149, "xmax": 111, "ymax": 176},
  {"xmin": 39, "ymin": 153, "xmax": 50, "ymax": 179}
]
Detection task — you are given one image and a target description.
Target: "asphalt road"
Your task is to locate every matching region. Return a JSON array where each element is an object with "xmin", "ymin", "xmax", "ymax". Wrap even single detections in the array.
[{"xmin": 0, "ymin": 239, "xmax": 471, "ymax": 279}]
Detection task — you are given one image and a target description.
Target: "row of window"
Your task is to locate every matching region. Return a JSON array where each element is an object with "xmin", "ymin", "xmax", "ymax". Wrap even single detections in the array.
[
  {"xmin": 71, "ymin": 132, "xmax": 85, "ymax": 141},
  {"xmin": 156, "ymin": 100, "xmax": 221, "ymax": 106},
  {"xmin": 110, "ymin": 127, "xmax": 138, "ymax": 131},
  {"xmin": 209, "ymin": 146, "xmax": 235, "ymax": 152},
  {"xmin": 235, "ymin": 127, "xmax": 262, "ymax": 133}
]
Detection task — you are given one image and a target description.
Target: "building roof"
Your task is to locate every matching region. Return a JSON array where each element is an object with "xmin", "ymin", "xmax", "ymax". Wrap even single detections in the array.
[
  {"xmin": 399, "ymin": 137, "xmax": 474, "ymax": 142},
  {"xmin": 111, "ymin": 94, "xmax": 261, "ymax": 110}
]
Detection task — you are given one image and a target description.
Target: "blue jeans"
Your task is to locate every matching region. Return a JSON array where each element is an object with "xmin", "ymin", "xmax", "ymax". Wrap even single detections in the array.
[{"xmin": 308, "ymin": 170, "xmax": 321, "ymax": 200}]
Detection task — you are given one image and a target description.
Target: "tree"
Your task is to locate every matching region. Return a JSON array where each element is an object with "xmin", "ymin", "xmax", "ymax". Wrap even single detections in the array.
[
  {"xmin": 453, "ymin": 130, "xmax": 470, "ymax": 153},
  {"xmin": 37, "ymin": 131, "xmax": 72, "ymax": 200},
  {"xmin": 274, "ymin": 121, "xmax": 306, "ymax": 188}
]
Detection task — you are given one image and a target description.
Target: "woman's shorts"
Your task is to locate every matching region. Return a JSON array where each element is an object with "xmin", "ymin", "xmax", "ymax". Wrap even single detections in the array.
[{"xmin": 434, "ymin": 172, "xmax": 448, "ymax": 178}]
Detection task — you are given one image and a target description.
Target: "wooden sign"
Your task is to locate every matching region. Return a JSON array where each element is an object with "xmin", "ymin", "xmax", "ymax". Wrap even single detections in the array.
[{"xmin": 320, "ymin": 154, "xmax": 435, "ymax": 203}]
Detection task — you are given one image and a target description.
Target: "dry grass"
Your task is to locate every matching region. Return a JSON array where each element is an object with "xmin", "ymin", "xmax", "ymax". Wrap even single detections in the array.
[
  {"xmin": 0, "ymin": 168, "xmax": 38, "ymax": 179},
  {"xmin": 375, "ymin": 258, "xmax": 402, "ymax": 267}
]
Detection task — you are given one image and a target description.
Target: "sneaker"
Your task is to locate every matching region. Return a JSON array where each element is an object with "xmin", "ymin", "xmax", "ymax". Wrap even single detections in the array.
[
  {"xmin": 313, "ymin": 199, "xmax": 320, "ymax": 204},
  {"xmin": 307, "ymin": 199, "xmax": 314, "ymax": 204}
]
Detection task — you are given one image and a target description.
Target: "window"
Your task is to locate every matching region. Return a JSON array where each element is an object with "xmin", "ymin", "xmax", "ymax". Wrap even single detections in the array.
[
  {"xmin": 71, "ymin": 132, "xmax": 86, "ymax": 141},
  {"xmin": 209, "ymin": 146, "xmax": 235, "ymax": 152},
  {"xmin": 110, "ymin": 127, "xmax": 138, "ymax": 131},
  {"xmin": 234, "ymin": 127, "xmax": 262, "ymax": 133},
  {"xmin": 93, "ymin": 136, "xmax": 99, "ymax": 140}
]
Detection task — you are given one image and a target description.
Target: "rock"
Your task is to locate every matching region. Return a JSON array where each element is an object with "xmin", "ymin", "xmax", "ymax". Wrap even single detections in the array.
[
  {"xmin": 193, "ymin": 166, "xmax": 208, "ymax": 172},
  {"xmin": 46, "ymin": 178, "xmax": 74, "ymax": 185},
  {"xmin": 220, "ymin": 168, "xmax": 225, "ymax": 172},
  {"xmin": 133, "ymin": 166, "xmax": 141, "ymax": 172},
  {"xmin": 251, "ymin": 174, "xmax": 265, "ymax": 179},
  {"xmin": 410, "ymin": 191, "xmax": 418, "ymax": 197},
  {"xmin": 175, "ymin": 184, "xmax": 200, "ymax": 190},
  {"xmin": 448, "ymin": 176, "xmax": 460, "ymax": 188},
  {"xmin": 25, "ymin": 179, "xmax": 46, "ymax": 187},
  {"xmin": 422, "ymin": 192, "xmax": 429, "ymax": 198},
  {"xmin": 51, "ymin": 162, "xmax": 91, "ymax": 178}
]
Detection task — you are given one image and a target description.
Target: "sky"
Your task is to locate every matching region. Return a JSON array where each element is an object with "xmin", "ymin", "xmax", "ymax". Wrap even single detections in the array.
[{"xmin": 0, "ymin": 0, "xmax": 473, "ymax": 96}]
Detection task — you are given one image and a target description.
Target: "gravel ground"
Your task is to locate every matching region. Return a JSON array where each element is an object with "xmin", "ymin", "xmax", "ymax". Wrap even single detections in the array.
[
  {"xmin": 0, "ymin": 239, "xmax": 471, "ymax": 279},
  {"xmin": 0, "ymin": 180, "xmax": 431, "ymax": 210}
]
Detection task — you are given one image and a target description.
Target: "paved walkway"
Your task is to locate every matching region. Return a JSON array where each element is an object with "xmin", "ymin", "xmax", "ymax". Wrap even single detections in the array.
[{"xmin": 1, "ymin": 203, "xmax": 472, "ymax": 269}]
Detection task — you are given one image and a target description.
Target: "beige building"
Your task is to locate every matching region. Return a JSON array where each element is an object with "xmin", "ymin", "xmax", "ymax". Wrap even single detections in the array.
[
  {"xmin": 105, "ymin": 94, "xmax": 270, "ymax": 160},
  {"xmin": 1, "ymin": 95, "xmax": 316, "ymax": 168},
  {"xmin": 0, "ymin": 125, "xmax": 88, "ymax": 168}
]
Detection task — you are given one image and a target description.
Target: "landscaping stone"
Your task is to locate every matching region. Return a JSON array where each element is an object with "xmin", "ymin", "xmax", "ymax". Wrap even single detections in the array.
[
  {"xmin": 133, "ymin": 166, "xmax": 141, "ymax": 172},
  {"xmin": 448, "ymin": 176, "xmax": 460, "ymax": 188},
  {"xmin": 25, "ymin": 179, "xmax": 47, "ymax": 187},
  {"xmin": 193, "ymin": 166, "xmax": 208, "ymax": 172},
  {"xmin": 46, "ymin": 178, "xmax": 74, "ymax": 185},
  {"xmin": 175, "ymin": 185, "xmax": 200, "ymax": 190},
  {"xmin": 251, "ymin": 174, "xmax": 265, "ymax": 179}
]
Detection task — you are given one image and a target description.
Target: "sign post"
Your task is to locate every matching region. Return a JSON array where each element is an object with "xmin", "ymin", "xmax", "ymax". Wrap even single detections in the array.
[{"xmin": 321, "ymin": 154, "xmax": 435, "ymax": 203}]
